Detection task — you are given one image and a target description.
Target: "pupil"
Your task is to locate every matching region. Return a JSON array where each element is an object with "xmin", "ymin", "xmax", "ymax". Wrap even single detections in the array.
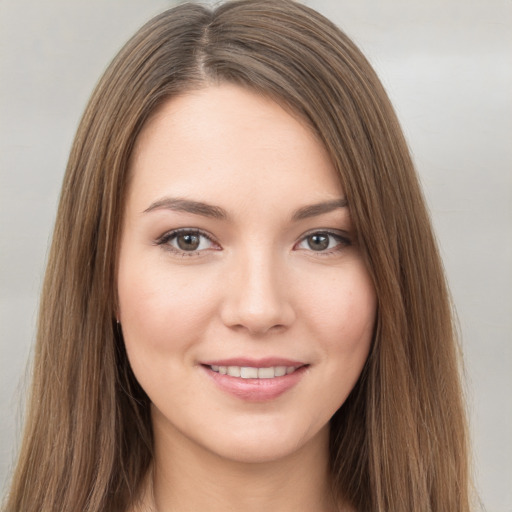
[
  {"xmin": 308, "ymin": 234, "xmax": 329, "ymax": 251},
  {"xmin": 177, "ymin": 234, "xmax": 200, "ymax": 251}
]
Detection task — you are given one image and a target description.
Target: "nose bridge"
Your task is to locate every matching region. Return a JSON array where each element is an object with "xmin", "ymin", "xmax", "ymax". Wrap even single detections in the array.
[{"xmin": 221, "ymin": 242, "xmax": 294, "ymax": 334}]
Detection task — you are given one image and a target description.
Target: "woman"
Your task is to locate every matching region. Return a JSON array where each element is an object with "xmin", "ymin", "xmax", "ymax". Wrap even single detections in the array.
[{"xmin": 3, "ymin": 1, "xmax": 472, "ymax": 511}]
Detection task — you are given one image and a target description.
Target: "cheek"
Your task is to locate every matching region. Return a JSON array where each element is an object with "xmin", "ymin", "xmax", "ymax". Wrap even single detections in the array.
[
  {"xmin": 301, "ymin": 261, "xmax": 377, "ymax": 352},
  {"xmin": 117, "ymin": 261, "xmax": 222, "ymax": 404},
  {"xmin": 311, "ymin": 266, "xmax": 376, "ymax": 411},
  {"xmin": 117, "ymin": 260, "xmax": 219, "ymax": 355}
]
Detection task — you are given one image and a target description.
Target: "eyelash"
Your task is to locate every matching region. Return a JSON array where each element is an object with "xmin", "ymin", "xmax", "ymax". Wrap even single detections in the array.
[{"xmin": 154, "ymin": 228, "xmax": 351, "ymax": 257}]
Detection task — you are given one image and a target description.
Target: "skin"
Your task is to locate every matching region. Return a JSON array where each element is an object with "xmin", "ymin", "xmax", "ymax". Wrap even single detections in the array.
[{"xmin": 118, "ymin": 84, "xmax": 376, "ymax": 512}]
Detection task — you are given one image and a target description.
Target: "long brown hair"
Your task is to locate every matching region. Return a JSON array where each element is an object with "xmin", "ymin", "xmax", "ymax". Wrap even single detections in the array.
[{"xmin": 3, "ymin": 1, "xmax": 471, "ymax": 510}]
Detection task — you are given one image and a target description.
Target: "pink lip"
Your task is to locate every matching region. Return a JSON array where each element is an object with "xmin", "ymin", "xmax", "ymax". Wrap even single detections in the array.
[{"xmin": 200, "ymin": 358, "xmax": 308, "ymax": 402}]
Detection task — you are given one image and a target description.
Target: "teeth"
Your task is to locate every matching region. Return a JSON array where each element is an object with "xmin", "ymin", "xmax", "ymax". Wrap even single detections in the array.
[
  {"xmin": 227, "ymin": 366, "xmax": 241, "ymax": 377},
  {"xmin": 274, "ymin": 366, "xmax": 287, "ymax": 377},
  {"xmin": 209, "ymin": 365, "xmax": 298, "ymax": 379},
  {"xmin": 257, "ymin": 367, "xmax": 275, "ymax": 379},
  {"xmin": 240, "ymin": 366, "xmax": 258, "ymax": 378}
]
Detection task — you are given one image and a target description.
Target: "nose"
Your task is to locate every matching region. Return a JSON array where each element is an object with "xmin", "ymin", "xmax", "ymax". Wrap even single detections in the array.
[{"xmin": 219, "ymin": 249, "xmax": 296, "ymax": 336}]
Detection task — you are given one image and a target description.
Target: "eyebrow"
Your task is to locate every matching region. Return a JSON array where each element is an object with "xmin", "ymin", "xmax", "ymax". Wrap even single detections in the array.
[
  {"xmin": 291, "ymin": 198, "xmax": 348, "ymax": 221},
  {"xmin": 143, "ymin": 196, "xmax": 348, "ymax": 221},
  {"xmin": 143, "ymin": 198, "xmax": 228, "ymax": 219}
]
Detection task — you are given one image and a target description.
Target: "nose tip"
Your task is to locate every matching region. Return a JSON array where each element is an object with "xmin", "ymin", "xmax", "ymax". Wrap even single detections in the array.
[
  {"xmin": 226, "ymin": 299, "xmax": 292, "ymax": 336},
  {"xmin": 219, "ymin": 259, "xmax": 295, "ymax": 335}
]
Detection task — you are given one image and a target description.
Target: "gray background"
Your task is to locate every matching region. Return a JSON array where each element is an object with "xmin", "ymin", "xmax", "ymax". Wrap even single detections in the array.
[{"xmin": 1, "ymin": 0, "xmax": 510, "ymax": 510}]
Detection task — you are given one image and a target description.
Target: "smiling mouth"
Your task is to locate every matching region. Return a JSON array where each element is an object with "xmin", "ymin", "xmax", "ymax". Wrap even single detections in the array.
[
  {"xmin": 207, "ymin": 364, "xmax": 302, "ymax": 379},
  {"xmin": 201, "ymin": 362, "xmax": 308, "ymax": 400}
]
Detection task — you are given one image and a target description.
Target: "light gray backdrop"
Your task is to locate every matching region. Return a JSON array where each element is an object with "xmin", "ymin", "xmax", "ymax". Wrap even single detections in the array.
[{"xmin": 1, "ymin": 0, "xmax": 511, "ymax": 510}]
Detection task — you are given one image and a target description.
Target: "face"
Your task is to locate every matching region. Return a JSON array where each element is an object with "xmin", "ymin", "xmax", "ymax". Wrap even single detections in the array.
[{"xmin": 117, "ymin": 84, "xmax": 376, "ymax": 464}]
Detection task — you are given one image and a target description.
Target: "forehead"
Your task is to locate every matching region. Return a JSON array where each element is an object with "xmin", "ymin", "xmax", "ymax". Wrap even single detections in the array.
[{"xmin": 127, "ymin": 84, "xmax": 343, "ymax": 212}]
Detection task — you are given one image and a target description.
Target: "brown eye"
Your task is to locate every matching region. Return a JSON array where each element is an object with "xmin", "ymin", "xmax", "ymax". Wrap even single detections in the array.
[
  {"xmin": 295, "ymin": 230, "xmax": 351, "ymax": 254},
  {"xmin": 307, "ymin": 233, "xmax": 329, "ymax": 251},
  {"xmin": 177, "ymin": 233, "xmax": 201, "ymax": 251},
  {"xmin": 156, "ymin": 229, "xmax": 217, "ymax": 254}
]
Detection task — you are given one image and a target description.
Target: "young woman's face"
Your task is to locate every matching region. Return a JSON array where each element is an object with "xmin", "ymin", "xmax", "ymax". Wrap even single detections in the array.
[{"xmin": 117, "ymin": 84, "xmax": 376, "ymax": 464}]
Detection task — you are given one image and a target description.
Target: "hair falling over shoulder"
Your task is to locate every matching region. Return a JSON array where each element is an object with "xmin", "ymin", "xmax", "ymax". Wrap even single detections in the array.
[{"xmin": 3, "ymin": 1, "xmax": 474, "ymax": 511}]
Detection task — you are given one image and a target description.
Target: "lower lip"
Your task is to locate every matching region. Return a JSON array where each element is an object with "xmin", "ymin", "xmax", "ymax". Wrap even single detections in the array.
[{"xmin": 202, "ymin": 365, "xmax": 308, "ymax": 401}]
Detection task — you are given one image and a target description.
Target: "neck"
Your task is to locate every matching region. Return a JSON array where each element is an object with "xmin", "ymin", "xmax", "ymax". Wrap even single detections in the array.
[{"xmin": 141, "ymin": 413, "xmax": 339, "ymax": 512}]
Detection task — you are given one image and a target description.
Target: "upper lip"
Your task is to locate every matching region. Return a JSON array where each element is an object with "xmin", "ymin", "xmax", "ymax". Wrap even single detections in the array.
[{"xmin": 201, "ymin": 357, "xmax": 306, "ymax": 368}]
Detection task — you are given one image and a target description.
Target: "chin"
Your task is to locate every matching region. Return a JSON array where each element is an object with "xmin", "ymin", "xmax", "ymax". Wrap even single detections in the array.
[{"xmin": 201, "ymin": 420, "xmax": 329, "ymax": 465}]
